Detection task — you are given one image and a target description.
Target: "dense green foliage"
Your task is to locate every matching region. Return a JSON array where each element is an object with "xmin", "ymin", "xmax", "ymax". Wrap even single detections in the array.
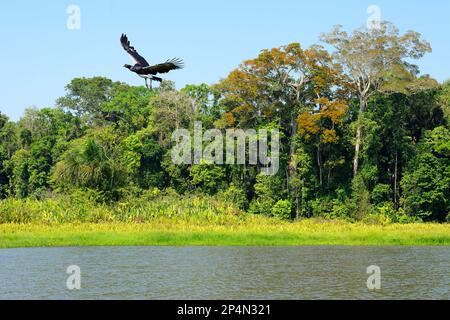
[
  {"xmin": 1, "ymin": 23, "xmax": 449, "ymax": 224},
  {"xmin": 0, "ymin": 191, "xmax": 242, "ymax": 224}
]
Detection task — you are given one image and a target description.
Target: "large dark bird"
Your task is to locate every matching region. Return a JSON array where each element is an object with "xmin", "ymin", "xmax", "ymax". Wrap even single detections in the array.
[{"xmin": 120, "ymin": 34, "xmax": 184, "ymax": 89}]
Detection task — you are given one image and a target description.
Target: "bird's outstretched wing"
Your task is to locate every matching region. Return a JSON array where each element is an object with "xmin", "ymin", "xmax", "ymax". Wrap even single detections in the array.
[
  {"xmin": 142, "ymin": 58, "xmax": 184, "ymax": 74},
  {"xmin": 120, "ymin": 34, "xmax": 150, "ymax": 67}
]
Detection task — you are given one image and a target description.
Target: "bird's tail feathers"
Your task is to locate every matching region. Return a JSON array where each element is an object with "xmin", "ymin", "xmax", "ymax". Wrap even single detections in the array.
[{"xmin": 167, "ymin": 58, "xmax": 184, "ymax": 69}]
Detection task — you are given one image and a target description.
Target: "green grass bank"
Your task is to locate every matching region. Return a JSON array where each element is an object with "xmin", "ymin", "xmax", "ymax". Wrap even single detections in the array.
[
  {"xmin": 0, "ymin": 195, "xmax": 449, "ymax": 248},
  {"xmin": 1, "ymin": 220, "xmax": 449, "ymax": 248}
]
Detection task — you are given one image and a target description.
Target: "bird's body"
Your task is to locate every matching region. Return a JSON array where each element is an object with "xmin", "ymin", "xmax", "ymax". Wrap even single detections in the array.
[{"xmin": 120, "ymin": 34, "xmax": 184, "ymax": 89}]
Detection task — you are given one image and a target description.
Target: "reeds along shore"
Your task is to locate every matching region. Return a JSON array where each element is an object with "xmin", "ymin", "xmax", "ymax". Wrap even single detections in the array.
[{"xmin": 0, "ymin": 194, "xmax": 449, "ymax": 248}]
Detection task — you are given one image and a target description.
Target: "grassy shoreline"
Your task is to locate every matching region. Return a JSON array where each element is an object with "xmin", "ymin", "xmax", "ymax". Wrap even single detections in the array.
[{"xmin": 1, "ymin": 219, "xmax": 449, "ymax": 248}]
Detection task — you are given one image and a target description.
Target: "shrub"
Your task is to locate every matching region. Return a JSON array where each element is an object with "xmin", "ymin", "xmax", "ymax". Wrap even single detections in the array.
[
  {"xmin": 218, "ymin": 183, "xmax": 248, "ymax": 210},
  {"xmin": 309, "ymin": 197, "xmax": 352, "ymax": 220},
  {"xmin": 248, "ymin": 174, "xmax": 285, "ymax": 216},
  {"xmin": 362, "ymin": 213, "xmax": 392, "ymax": 225},
  {"xmin": 362, "ymin": 203, "xmax": 422, "ymax": 225},
  {"xmin": 331, "ymin": 201, "xmax": 352, "ymax": 220},
  {"xmin": 271, "ymin": 200, "xmax": 292, "ymax": 220},
  {"xmin": 0, "ymin": 192, "xmax": 246, "ymax": 224},
  {"xmin": 189, "ymin": 164, "xmax": 226, "ymax": 195},
  {"xmin": 351, "ymin": 175, "xmax": 372, "ymax": 220},
  {"xmin": 309, "ymin": 198, "xmax": 333, "ymax": 218},
  {"xmin": 371, "ymin": 184, "xmax": 392, "ymax": 204},
  {"xmin": 248, "ymin": 200, "xmax": 272, "ymax": 216}
]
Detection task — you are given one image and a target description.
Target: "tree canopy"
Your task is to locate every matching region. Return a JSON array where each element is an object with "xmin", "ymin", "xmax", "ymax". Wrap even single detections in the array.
[{"xmin": 1, "ymin": 22, "xmax": 449, "ymax": 223}]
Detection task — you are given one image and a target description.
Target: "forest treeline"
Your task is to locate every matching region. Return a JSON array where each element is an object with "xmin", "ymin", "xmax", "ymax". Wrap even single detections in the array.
[{"xmin": 1, "ymin": 22, "xmax": 449, "ymax": 223}]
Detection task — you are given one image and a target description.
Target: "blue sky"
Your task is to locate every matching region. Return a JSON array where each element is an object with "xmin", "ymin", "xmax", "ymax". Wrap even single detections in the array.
[{"xmin": 0, "ymin": 0, "xmax": 449, "ymax": 120}]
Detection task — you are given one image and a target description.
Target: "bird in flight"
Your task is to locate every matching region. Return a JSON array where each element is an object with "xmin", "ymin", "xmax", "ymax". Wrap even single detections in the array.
[{"xmin": 120, "ymin": 34, "xmax": 184, "ymax": 89}]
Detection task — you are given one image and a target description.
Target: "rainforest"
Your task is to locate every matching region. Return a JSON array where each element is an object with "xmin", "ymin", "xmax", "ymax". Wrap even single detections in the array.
[{"xmin": 1, "ymin": 21, "xmax": 449, "ymax": 247}]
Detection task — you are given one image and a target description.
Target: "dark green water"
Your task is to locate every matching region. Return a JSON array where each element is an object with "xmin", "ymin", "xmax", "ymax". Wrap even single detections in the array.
[{"xmin": 0, "ymin": 246, "xmax": 448, "ymax": 300}]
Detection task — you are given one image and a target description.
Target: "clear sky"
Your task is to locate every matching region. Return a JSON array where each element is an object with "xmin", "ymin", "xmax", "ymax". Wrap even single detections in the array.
[{"xmin": 0, "ymin": 0, "xmax": 449, "ymax": 120}]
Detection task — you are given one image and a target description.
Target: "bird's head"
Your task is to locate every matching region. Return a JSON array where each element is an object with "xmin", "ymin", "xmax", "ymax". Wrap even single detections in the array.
[{"xmin": 123, "ymin": 64, "xmax": 132, "ymax": 70}]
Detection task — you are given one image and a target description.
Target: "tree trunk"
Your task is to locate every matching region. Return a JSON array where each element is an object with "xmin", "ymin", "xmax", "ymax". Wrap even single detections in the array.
[
  {"xmin": 297, "ymin": 179, "xmax": 305, "ymax": 220},
  {"xmin": 353, "ymin": 97, "xmax": 367, "ymax": 177},
  {"xmin": 317, "ymin": 143, "xmax": 323, "ymax": 186},
  {"xmin": 288, "ymin": 114, "xmax": 298, "ymax": 186},
  {"xmin": 394, "ymin": 151, "xmax": 398, "ymax": 209},
  {"xmin": 353, "ymin": 126, "xmax": 362, "ymax": 177}
]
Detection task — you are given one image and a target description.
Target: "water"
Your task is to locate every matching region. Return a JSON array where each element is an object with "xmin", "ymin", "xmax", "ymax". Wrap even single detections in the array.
[{"xmin": 0, "ymin": 247, "xmax": 448, "ymax": 300}]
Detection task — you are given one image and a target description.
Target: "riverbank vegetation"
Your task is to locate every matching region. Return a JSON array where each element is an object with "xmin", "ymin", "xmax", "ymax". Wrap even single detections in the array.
[
  {"xmin": 0, "ymin": 193, "xmax": 449, "ymax": 248},
  {"xmin": 1, "ymin": 21, "xmax": 450, "ymax": 230},
  {"xmin": 1, "ymin": 220, "xmax": 449, "ymax": 248}
]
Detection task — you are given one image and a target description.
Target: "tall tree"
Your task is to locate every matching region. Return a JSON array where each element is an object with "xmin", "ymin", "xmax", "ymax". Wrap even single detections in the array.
[
  {"xmin": 0, "ymin": 113, "xmax": 13, "ymax": 197},
  {"xmin": 401, "ymin": 126, "xmax": 450, "ymax": 222},
  {"xmin": 321, "ymin": 21, "xmax": 432, "ymax": 176},
  {"xmin": 150, "ymin": 90, "xmax": 198, "ymax": 148},
  {"xmin": 438, "ymin": 81, "xmax": 450, "ymax": 124},
  {"xmin": 56, "ymin": 77, "xmax": 128, "ymax": 124},
  {"xmin": 215, "ymin": 43, "xmax": 348, "ymax": 215},
  {"xmin": 52, "ymin": 127, "xmax": 129, "ymax": 196}
]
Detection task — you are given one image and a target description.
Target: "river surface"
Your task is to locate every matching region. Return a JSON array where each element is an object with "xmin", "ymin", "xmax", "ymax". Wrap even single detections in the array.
[{"xmin": 0, "ymin": 246, "xmax": 448, "ymax": 300}]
